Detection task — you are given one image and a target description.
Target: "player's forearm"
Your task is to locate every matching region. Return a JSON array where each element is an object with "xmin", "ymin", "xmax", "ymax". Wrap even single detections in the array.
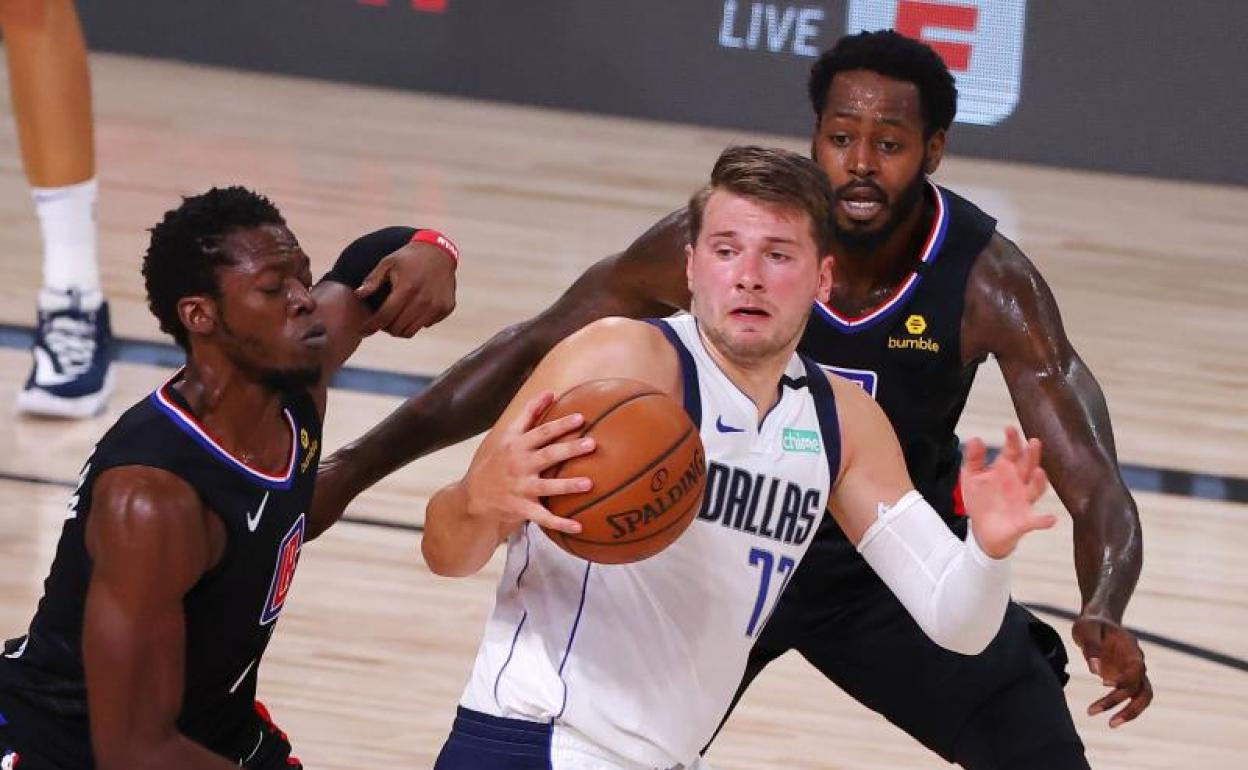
[
  {"xmin": 1068, "ymin": 481, "xmax": 1142, "ymax": 623},
  {"xmin": 331, "ymin": 320, "xmax": 550, "ymax": 499},
  {"xmin": 421, "ymin": 481, "xmax": 503, "ymax": 577},
  {"xmin": 856, "ymin": 492, "xmax": 1011, "ymax": 655},
  {"xmin": 1018, "ymin": 363, "xmax": 1143, "ymax": 623}
]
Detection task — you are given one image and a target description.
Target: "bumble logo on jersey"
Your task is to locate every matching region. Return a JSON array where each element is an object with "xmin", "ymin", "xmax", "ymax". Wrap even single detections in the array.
[
  {"xmin": 889, "ymin": 313, "xmax": 941, "ymax": 353},
  {"xmin": 697, "ymin": 461, "xmax": 821, "ymax": 546},
  {"xmin": 299, "ymin": 425, "xmax": 319, "ymax": 474}
]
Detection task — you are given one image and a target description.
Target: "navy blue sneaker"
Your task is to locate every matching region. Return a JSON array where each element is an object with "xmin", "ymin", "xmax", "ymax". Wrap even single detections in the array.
[{"xmin": 17, "ymin": 288, "xmax": 115, "ymax": 418}]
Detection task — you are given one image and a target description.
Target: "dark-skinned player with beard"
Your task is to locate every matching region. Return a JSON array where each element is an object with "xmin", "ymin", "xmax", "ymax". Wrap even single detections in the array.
[
  {"xmin": 0, "ymin": 186, "xmax": 459, "ymax": 770},
  {"xmin": 314, "ymin": 31, "xmax": 1150, "ymax": 769}
]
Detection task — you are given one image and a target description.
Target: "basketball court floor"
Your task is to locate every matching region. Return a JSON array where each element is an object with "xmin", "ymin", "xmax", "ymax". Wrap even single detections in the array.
[{"xmin": 0, "ymin": 53, "xmax": 1245, "ymax": 768}]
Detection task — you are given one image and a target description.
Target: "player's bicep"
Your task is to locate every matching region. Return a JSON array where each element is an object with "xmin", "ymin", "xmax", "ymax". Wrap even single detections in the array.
[
  {"xmin": 825, "ymin": 375, "xmax": 915, "ymax": 544},
  {"xmin": 82, "ymin": 469, "xmax": 212, "ymax": 760},
  {"xmin": 965, "ymin": 234, "xmax": 1074, "ymax": 375},
  {"xmin": 536, "ymin": 209, "xmax": 690, "ymax": 331},
  {"xmin": 965, "ymin": 236, "xmax": 1121, "ymax": 499}
]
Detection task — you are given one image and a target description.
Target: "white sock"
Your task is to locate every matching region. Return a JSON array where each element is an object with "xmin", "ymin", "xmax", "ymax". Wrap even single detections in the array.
[{"xmin": 33, "ymin": 178, "xmax": 100, "ymax": 295}]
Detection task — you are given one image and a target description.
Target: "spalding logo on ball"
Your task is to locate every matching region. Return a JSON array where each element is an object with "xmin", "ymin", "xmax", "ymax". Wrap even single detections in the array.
[{"xmin": 539, "ymin": 378, "xmax": 707, "ymax": 564}]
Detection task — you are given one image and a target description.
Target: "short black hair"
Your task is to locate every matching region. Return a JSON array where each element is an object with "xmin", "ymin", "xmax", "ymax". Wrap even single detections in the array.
[
  {"xmin": 142, "ymin": 186, "xmax": 286, "ymax": 350},
  {"xmin": 808, "ymin": 30, "xmax": 957, "ymax": 137}
]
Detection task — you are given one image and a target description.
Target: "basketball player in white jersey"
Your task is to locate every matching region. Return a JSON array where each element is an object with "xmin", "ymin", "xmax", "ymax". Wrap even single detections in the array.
[{"xmin": 423, "ymin": 146, "xmax": 1054, "ymax": 770}]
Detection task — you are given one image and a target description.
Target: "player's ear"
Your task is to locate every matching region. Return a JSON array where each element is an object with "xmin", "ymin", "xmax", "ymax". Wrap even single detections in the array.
[
  {"xmin": 924, "ymin": 128, "xmax": 946, "ymax": 175},
  {"xmin": 685, "ymin": 242, "xmax": 695, "ymax": 293},
  {"xmin": 178, "ymin": 295, "xmax": 219, "ymax": 341},
  {"xmin": 816, "ymin": 255, "xmax": 834, "ymax": 303}
]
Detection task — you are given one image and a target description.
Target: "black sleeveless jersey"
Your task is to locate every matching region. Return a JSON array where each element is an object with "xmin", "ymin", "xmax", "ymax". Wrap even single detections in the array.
[
  {"xmin": 799, "ymin": 182, "xmax": 996, "ymax": 544},
  {"xmin": 0, "ymin": 370, "xmax": 321, "ymax": 764}
]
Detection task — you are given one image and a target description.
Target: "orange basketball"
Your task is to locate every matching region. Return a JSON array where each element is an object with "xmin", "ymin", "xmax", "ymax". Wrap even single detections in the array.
[{"xmin": 539, "ymin": 378, "xmax": 706, "ymax": 564}]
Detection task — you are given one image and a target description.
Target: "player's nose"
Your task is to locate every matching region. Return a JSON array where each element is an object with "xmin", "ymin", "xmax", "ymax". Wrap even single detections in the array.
[
  {"xmin": 733, "ymin": 250, "xmax": 765, "ymax": 291},
  {"xmin": 289, "ymin": 281, "xmax": 317, "ymax": 315},
  {"xmin": 847, "ymin": 138, "xmax": 877, "ymax": 178}
]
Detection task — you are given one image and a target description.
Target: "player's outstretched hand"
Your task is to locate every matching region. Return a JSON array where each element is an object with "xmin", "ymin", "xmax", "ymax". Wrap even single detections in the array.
[
  {"xmin": 358, "ymin": 239, "xmax": 457, "ymax": 337},
  {"xmin": 1073, "ymin": 614, "xmax": 1154, "ymax": 727},
  {"xmin": 463, "ymin": 392, "xmax": 595, "ymax": 535},
  {"xmin": 960, "ymin": 429, "xmax": 1057, "ymax": 558}
]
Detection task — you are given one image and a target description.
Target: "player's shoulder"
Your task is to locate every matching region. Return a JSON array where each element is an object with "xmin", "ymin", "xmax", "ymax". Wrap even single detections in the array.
[
  {"xmin": 972, "ymin": 231, "xmax": 1036, "ymax": 277},
  {"xmin": 966, "ymin": 231, "xmax": 1055, "ymax": 312},
  {"xmin": 88, "ymin": 464, "xmax": 204, "ymax": 548},
  {"xmin": 89, "ymin": 391, "xmax": 178, "ymax": 459},
  {"xmin": 545, "ymin": 316, "xmax": 677, "ymax": 386},
  {"xmin": 571, "ymin": 316, "xmax": 671, "ymax": 350}
]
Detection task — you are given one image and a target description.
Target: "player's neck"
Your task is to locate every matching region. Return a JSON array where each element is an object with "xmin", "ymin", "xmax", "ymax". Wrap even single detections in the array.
[
  {"xmin": 829, "ymin": 193, "xmax": 934, "ymax": 303},
  {"xmin": 699, "ymin": 330, "xmax": 795, "ymax": 425},
  {"xmin": 174, "ymin": 356, "xmax": 288, "ymax": 447}
]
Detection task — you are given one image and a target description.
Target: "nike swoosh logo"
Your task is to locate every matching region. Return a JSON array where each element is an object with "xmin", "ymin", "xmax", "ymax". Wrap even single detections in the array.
[
  {"xmin": 246, "ymin": 491, "xmax": 270, "ymax": 533},
  {"xmin": 715, "ymin": 415, "xmax": 745, "ymax": 433},
  {"xmin": 31, "ymin": 347, "xmax": 77, "ymax": 387},
  {"xmin": 239, "ymin": 728, "xmax": 264, "ymax": 764}
]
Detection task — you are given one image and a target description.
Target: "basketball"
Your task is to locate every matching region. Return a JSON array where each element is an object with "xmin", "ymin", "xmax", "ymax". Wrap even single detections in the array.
[{"xmin": 539, "ymin": 378, "xmax": 707, "ymax": 564}]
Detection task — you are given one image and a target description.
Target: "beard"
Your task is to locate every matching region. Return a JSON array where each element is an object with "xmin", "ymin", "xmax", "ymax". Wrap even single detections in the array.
[
  {"xmin": 261, "ymin": 364, "xmax": 322, "ymax": 394},
  {"xmin": 219, "ymin": 313, "xmax": 322, "ymax": 395},
  {"xmin": 833, "ymin": 162, "xmax": 928, "ymax": 254}
]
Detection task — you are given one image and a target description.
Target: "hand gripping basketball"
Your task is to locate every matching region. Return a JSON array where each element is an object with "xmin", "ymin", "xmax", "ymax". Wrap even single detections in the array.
[
  {"xmin": 959, "ymin": 427, "xmax": 1057, "ymax": 559},
  {"xmin": 461, "ymin": 390, "xmax": 595, "ymax": 536},
  {"xmin": 534, "ymin": 379, "xmax": 706, "ymax": 564}
]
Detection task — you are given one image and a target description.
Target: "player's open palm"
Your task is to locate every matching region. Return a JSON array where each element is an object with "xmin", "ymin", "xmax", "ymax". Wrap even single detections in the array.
[
  {"xmin": 463, "ymin": 391, "xmax": 594, "ymax": 535},
  {"xmin": 960, "ymin": 430, "xmax": 1057, "ymax": 558}
]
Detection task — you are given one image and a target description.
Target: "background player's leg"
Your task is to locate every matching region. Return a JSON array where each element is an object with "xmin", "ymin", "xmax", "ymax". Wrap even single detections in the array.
[
  {"xmin": 2, "ymin": 0, "xmax": 112, "ymax": 418},
  {"xmin": 951, "ymin": 649, "xmax": 1090, "ymax": 770},
  {"xmin": 794, "ymin": 557, "xmax": 1087, "ymax": 768}
]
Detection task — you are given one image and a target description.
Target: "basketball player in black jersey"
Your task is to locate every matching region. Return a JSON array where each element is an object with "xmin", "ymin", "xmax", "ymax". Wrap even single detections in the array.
[
  {"xmin": 313, "ymin": 31, "xmax": 1151, "ymax": 769},
  {"xmin": 0, "ymin": 187, "xmax": 458, "ymax": 770}
]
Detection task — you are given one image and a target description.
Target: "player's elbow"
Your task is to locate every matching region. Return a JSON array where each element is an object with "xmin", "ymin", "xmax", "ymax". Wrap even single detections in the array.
[
  {"xmin": 931, "ymin": 626, "xmax": 994, "ymax": 656},
  {"xmin": 421, "ymin": 535, "xmax": 452, "ymax": 576},
  {"xmin": 420, "ymin": 534, "xmax": 477, "ymax": 578},
  {"xmin": 924, "ymin": 609, "xmax": 1004, "ymax": 656}
]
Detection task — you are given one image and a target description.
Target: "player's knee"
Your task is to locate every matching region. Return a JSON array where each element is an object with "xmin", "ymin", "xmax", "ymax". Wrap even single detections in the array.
[
  {"xmin": 952, "ymin": 665, "xmax": 1086, "ymax": 770},
  {"xmin": 968, "ymin": 739, "xmax": 1090, "ymax": 770}
]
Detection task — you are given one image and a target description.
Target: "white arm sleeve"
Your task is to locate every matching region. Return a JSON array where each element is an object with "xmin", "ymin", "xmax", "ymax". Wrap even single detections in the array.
[{"xmin": 855, "ymin": 490, "xmax": 1011, "ymax": 655}]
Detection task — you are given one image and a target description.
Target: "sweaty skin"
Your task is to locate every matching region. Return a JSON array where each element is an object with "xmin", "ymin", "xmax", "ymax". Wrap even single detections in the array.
[
  {"xmin": 318, "ymin": 71, "xmax": 1149, "ymax": 727},
  {"xmin": 81, "ymin": 231, "xmax": 455, "ymax": 770}
]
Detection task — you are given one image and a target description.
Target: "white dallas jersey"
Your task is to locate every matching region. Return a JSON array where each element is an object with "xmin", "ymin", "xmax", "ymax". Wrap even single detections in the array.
[{"xmin": 460, "ymin": 314, "xmax": 840, "ymax": 768}]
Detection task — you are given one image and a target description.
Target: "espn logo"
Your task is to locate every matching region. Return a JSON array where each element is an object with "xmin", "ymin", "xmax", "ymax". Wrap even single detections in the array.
[{"xmin": 847, "ymin": 0, "xmax": 1027, "ymax": 126}]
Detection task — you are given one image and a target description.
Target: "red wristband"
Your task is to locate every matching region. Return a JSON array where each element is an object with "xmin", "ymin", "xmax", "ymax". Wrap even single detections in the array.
[{"xmin": 410, "ymin": 229, "xmax": 459, "ymax": 266}]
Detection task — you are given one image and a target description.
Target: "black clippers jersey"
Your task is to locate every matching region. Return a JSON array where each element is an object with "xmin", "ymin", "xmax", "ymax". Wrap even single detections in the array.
[
  {"xmin": 800, "ymin": 182, "xmax": 996, "ymax": 533},
  {"xmin": 0, "ymin": 370, "xmax": 321, "ymax": 762}
]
